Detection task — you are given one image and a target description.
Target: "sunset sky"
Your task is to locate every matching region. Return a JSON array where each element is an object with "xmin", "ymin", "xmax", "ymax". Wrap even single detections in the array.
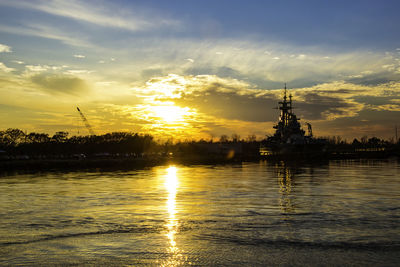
[{"xmin": 0, "ymin": 0, "xmax": 399, "ymax": 141}]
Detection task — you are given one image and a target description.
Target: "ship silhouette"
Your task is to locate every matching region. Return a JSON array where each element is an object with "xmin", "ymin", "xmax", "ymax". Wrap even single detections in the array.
[{"xmin": 260, "ymin": 84, "xmax": 327, "ymax": 158}]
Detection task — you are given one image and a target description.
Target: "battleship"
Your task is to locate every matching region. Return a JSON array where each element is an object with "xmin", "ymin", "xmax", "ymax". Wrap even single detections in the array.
[{"xmin": 260, "ymin": 85, "xmax": 327, "ymax": 158}]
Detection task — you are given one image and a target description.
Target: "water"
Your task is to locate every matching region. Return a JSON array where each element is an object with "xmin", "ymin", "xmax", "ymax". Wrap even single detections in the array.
[{"xmin": 0, "ymin": 159, "xmax": 399, "ymax": 266}]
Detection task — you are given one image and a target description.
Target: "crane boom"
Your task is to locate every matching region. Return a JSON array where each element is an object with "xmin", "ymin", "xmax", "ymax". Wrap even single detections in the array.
[
  {"xmin": 76, "ymin": 107, "xmax": 95, "ymax": 135},
  {"xmin": 305, "ymin": 122, "xmax": 313, "ymax": 137}
]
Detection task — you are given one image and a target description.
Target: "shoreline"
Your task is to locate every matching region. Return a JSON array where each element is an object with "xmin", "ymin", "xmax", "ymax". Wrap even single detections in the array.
[
  {"xmin": 1, "ymin": 152, "xmax": 399, "ymax": 174},
  {"xmin": 0, "ymin": 155, "xmax": 254, "ymax": 174}
]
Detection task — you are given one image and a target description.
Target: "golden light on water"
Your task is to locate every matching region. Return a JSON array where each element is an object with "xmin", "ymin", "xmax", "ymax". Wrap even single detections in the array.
[
  {"xmin": 162, "ymin": 166, "xmax": 184, "ymax": 266},
  {"xmin": 165, "ymin": 166, "xmax": 178, "ymax": 219},
  {"xmin": 278, "ymin": 165, "xmax": 294, "ymax": 213}
]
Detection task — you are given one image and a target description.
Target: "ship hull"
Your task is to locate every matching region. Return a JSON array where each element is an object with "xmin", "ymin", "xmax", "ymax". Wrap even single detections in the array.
[{"xmin": 260, "ymin": 143, "xmax": 328, "ymax": 160}]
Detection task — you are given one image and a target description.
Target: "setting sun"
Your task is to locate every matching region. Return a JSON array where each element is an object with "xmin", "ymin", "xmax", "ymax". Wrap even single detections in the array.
[{"xmin": 152, "ymin": 104, "xmax": 191, "ymax": 124}]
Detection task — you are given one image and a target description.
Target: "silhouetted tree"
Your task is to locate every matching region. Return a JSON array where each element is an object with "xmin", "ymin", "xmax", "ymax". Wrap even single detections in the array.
[
  {"xmin": 219, "ymin": 135, "xmax": 228, "ymax": 143},
  {"xmin": 52, "ymin": 131, "xmax": 69, "ymax": 143},
  {"xmin": 246, "ymin": 134, "xmax": 257, "ymax": 142},
  {"xmin": 361, "ymin": 135, "xmax": 368, "ymax": 144},
  {"xmin": 1, "ymin": 128, "xmax": 25, "ymax": 146},
  {"xmin": 231, "ymin": 133, "xmax": 240, "ymax": 142}
]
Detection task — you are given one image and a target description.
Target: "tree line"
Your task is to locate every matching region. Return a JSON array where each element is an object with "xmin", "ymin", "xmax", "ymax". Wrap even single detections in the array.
[
  {"xmin": 0, "ymin": 128, "xmax": 398, "ymax": 159},
  {"xmin": 0, "ymin": 128, "xmax": 156, "ymax": 158}
]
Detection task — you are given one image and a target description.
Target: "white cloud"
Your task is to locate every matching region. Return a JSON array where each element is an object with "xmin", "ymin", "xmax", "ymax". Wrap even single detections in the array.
[
  {"xmin": 65, "ymin": 69, "xmax": 94, "ymax": 74},
  {"xmin": 98, "ymin": 60, "xmax": 105, "ymax": 64},
  {"xmin": 186, "ymin": 58, "xmax": 194, "ymax": 63},
  {"xmin": 12, "ymin": 60, "xmax": 25, "ymax": 64},
  {"xmin": 0, "ymin": 44, "xmax": 12, "ymax": 53},
  {"xmin": 24, "ymin": 64, "xmax": 67, "ymax": 73},
  {"xmin": 74, "ymin": 54, "xmax": 85, "ymax": 58},
  {"xmin": 25, "ymin": 65, "xmax": 49, "ymax": 72},
  {"xmin": 0, "ymin": 0, "xmax": 180, "ymax": 32},
  {"xmin": 0, "ymin": 62, "xmax": 15, "ymax": 72},
  {"xmin": 382, "ymin": 64, "xmax": 395, "ymax": 71},
  {"xmin": 0, "ymin": 24, "xmax": 92, "ymax": 48}
]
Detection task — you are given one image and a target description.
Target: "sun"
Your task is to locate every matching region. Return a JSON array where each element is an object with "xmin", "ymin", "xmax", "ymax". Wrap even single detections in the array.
[
  {"xmin": 135, "ymin": 101, "xmax": 203, "ymax": 140},
  {"xmin": 152, "ymin": 104, "xmax": 191, "ymax": 123}
]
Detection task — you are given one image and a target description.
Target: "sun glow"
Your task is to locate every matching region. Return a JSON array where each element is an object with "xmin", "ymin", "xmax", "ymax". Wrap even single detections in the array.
[
  {"xmin": 149, "ymin": 103, "xmax": 193, "ymax": 124},
  {"xmin": 152, "ymin": 104, "xmax": 191, "ymax": 124}
]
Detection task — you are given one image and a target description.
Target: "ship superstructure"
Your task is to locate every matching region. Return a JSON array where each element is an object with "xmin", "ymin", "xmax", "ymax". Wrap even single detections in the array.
[
  {"xmin": 260, "ymin": 85, "xmax": 323, "ymax": 157},
  {"xmin": 270, "ymin": 84, "xmax": 307, "ymax": 144}
]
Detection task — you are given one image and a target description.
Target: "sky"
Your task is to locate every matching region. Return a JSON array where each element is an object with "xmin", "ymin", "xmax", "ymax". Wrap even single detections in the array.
[{"xmin": 0, "ymin": 0, "xmax": 399, "ymax": 141}]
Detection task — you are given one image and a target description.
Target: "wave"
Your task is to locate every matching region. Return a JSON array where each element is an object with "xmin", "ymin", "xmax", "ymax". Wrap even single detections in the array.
[
  {"xmin": 195, "ymin": 234, "xmax": 400, "ymax": 251},
  {"xmin": 0, "ymin": 226, "xmax": 159, "ymax": 246}
]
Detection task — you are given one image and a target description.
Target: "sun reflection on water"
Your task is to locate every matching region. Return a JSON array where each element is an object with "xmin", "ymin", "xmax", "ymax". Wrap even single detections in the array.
[
  {"xmin": 162, "ymin": 166, "xmax": 184, "ymax": 266},
  {"xmin": 277, "ymin": 164, "xmax": 294, "ymax": 213}
]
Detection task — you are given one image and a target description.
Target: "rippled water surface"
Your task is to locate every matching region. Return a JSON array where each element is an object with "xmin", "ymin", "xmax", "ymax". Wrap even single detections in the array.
[{"xmin": 1, "ymin": 159, "xmax": 399, "ymax": 266}]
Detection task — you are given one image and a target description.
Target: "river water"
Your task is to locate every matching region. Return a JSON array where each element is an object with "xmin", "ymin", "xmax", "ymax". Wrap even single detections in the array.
[{"xmin": 0, "ymin": 159, "xmax": 399, "ymax": 266}]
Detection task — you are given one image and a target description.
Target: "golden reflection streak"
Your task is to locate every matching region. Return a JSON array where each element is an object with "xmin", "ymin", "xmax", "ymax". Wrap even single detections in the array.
[
  {"xmin": 162, "ymin": 166, "xmax": 184, "ymax": 266},
  {"xmin": 277, "ymin": 164, "xmax": 294, "ymax": 213}
]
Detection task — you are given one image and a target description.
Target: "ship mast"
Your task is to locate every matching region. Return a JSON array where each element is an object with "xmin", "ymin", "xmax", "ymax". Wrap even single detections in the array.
[{"xmin": 279, "ymin": 83, "xmax": 290, "ymax": 131}]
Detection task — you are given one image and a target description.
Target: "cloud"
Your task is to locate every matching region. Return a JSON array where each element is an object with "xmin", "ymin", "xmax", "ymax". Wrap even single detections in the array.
[
  {"xmin": 294, "ymin": 92, "xmax": 363, "ymax": 120},
  {"xmin": 1, "ymin": 65, "xmax": 399, "ymax": 139},
  {"xmin": 313, "ymin": 109, "xmax": 400, "ymax": 139},
  {"xmin": 30, "ymin": 74, "xmax": 89, "ymax": 95},
  {"xmin": 65, "ymin": 69, "xmax": 93, "ymax": 75},
  {"xmin": 1, "ymin": 13, "xmax": 399, "ymax": 140},
  {"xmin": 173, "ymin": 88, "xmax": 279, "ymax": 122},
  {"xmin": 74, "ymin": 54, "xmax": 85, "ymax": 58},
  {"xmin": 346, "ymin": 71, "xmax": 400, "ymax": 86},
  {"xmin": 0, "ymin": 0, "xmax": 180, "ymax": 32},
  {"xmin": 104, "ymin": 38, "xmax": 400, "ymax": 91},
  {"xmin": 141, "ymin": 68, "xmax": 166, "ymax": 80},
  {"xmin": 25, "ymin": 65, "xmax": 49, "ymax": 72},
  {"xmin": 132, "ymin": 74, "xmax": 400, "ymax": 139},
  {"xmin": 0, "ymin": 43, "xmax": 12, "ymax": 53},
  {"xmin": 24, "ymin": 64, "xmax": 69, "ymax": 73},
  {"xmin": 0, "ymin": 24, "xmax": 93, "ymax": 47},
  {"xmin": 0, "ymin": 62, "xmax": 15, "ymax": 73}
]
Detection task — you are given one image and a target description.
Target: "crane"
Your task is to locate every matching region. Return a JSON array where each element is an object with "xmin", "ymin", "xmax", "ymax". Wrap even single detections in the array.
[
  {"xmin": 305, "ymin": 122, "xmax": 313, "ymax": 137},
  {"xmin": 76, "ymin": 107, "xmax": 95, "ymax": 135}
]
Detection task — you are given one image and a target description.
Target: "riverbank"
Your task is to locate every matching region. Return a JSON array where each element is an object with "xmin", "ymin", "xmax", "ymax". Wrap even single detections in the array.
[
  {"xmin": 1, "ymin": 151, "xmax": 399, "ymax": 173},
  {"xmin": 0, "ymin": 155, "xmax": 255, "ymax": 173},
  {"xmin": 0, "ymin": 157, "xmax": 166, "ymax": 173}
]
